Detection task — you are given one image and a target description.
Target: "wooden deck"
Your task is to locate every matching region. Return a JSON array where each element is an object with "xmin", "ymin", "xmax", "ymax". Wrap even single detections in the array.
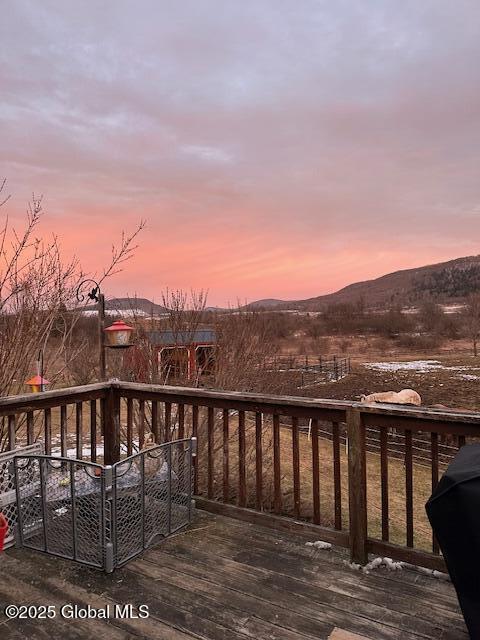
[{"xmin": 0, "ymin": 510, "xmax": 467, "ymax": 640}]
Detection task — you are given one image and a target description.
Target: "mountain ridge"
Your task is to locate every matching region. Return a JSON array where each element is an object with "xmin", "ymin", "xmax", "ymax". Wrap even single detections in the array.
[
  {"xmin": 85, "ymin": 255, "xmax": 480, "ymax": 314},
  {"xmin": 246, "ymin": 254, "xmax": 480, "ymax": 310}
]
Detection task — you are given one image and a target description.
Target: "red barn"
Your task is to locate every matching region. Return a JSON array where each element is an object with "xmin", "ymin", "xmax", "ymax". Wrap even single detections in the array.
[{"xmin": 146, "ymin": 329, "xmax": 216, "ymax": 382}]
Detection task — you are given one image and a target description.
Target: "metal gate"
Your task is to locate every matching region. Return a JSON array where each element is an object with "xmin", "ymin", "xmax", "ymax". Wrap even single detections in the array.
[
  {"xmin": 0, "ymin": 444, "xmax": 43, "ymax": 549},
  {"xmin": 14, "ymin": 438, "xmax": 195, "ymax": 571}
]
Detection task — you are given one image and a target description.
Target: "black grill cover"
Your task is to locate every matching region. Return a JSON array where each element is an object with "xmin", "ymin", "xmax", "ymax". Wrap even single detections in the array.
[{"xmin": 426, "ymin": 444, "xmax": 480, "ymax": 638}]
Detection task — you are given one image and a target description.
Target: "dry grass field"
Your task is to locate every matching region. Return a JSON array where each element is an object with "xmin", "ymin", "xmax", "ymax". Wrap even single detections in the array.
[{"xmin": 278, "ymin": 333, "xmax": 480, "ymax": 410}]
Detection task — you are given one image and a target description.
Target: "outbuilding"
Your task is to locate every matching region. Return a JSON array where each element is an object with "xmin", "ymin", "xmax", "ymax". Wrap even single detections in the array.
[{"xmin": 146, "ymin": 329, "xmax": 216, "ymax": 381}]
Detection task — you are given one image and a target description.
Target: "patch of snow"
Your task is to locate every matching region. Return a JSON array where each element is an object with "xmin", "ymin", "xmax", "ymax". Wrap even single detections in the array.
[
  {"xmin": 364, "ymin": 360, "xmax": 480, "ymax": 377},
  {"xmin": 402, "ymin": 563, "xmax": 451, "ymax": 581},
  {"xmin": 364, "ymin": 360, "xmax": 443, "ymax": 372},
  {"xmin": 346, "ymin": 557, "xmax": 450, "ymax": 580},
  {"xmin": 305, "ymin": 540, "xmax": 332, "ymax": 550},
  {"xmin": 364, "ymin": 557, "xmax": 403, "ymax": 573},
  {"xmin": 441, "ymin": 304, "xmax": 466, "ymax": 314},
  {"xmin": 80, "ymin": 308, "xmax": 154, "ymax": 318},
  {"xmin": 50, "ymin": 439, "xmax": 139, "ymax": 459}
]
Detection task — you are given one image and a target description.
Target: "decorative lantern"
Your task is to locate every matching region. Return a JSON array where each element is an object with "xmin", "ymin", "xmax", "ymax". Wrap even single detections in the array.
[
  {"xmin": 104, "ymin": 320, "xmax": 134, "ymax": 348},
  {"xmin": 25, "ymin": 374, "xmax": 50, "ymax": 393}
]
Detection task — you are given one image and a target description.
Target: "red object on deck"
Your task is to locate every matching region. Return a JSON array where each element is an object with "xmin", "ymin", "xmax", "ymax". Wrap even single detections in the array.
[{"xmin": 0, "ymin": 513, "xmax": 8, "ymax": 551}]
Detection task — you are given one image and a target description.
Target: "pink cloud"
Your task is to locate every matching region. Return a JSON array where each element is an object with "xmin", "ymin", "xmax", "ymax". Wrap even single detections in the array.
[{"xmin": 1, "ymin": 2, "xmax": 480, "ymax": 306}]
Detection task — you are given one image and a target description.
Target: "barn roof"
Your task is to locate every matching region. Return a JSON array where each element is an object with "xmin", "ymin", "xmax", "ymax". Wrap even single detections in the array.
[{"xmin": 146, "ymin": 329, "xmax": 216, "ymax": 346}]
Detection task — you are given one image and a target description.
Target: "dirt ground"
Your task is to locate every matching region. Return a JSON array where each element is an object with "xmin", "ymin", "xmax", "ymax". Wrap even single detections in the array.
[{"xmin": 283, "ymin": 335, "xmax": 480, "ymax": 410}]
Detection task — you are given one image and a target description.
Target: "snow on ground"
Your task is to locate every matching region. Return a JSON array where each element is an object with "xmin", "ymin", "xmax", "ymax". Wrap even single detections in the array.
[
  {"xmin": 48, "ymin": 435, "xmax": 141, "ymax": 460},
  {"xmin": 80, "ymin": 309, "xmax": 152, "ymax": 317},
  {"xmin": 364, "ymin": 360, "xmax": 444, "ymax": 372},
  {"xmin": 441, "ymin": 303, "xmax": 466, "ymax": 314},
  {"xmin": 364, "ymin": 360, "xmax": 480, "ymax": 381}
]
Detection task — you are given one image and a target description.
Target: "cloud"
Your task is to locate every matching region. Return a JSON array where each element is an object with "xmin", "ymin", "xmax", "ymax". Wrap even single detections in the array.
[{"xmin": 1, "ymin": 0, "xmax": 480, "ymax": 304}]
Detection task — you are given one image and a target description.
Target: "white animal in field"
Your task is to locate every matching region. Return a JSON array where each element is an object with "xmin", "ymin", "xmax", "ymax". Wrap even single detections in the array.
[{"xmin": 360, "ymin": 389, "xmax": 422, "ymax": 406}]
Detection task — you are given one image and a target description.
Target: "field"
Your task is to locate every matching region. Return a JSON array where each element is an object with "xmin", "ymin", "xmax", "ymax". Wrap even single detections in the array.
[
  {"xmin": 278, "ymin": 333, "xmax": 480, "ymax": 410},
  {"xmin": 232, "ymin": 332, "xmax": 479, "ymax": 554}
]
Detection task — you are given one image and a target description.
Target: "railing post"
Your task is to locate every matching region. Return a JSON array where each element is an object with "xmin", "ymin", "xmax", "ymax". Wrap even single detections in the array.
[
  {"xmin": 347, "ymin": 407, "xmax": 368, "ymax": 565},
  {"xmin": 104, "ymin": 385, "xmax": 121, "ymax": 465}
]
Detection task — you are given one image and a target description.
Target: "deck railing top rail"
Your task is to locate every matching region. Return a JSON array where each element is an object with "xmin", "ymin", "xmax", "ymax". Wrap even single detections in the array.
[
  {"xmin": 113, "ymin": 380, "xmax": 480, "ymax": 426},
  {"xmin": 1, "ymin": 379, "xmax": 479, "ymax": 425},
  {"xmin": 0, "ymin": 382, "xmax": 108, "ymax": 414}
]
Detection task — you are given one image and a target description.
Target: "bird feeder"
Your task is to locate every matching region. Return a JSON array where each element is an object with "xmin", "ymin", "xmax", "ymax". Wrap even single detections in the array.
[
  {"xmin": 104, "ymin": 320, "xmax": 134, "ymax": 348},
  {"xmin": 25, "ymin": 374, "xmax": 50, "ymax": 393}
]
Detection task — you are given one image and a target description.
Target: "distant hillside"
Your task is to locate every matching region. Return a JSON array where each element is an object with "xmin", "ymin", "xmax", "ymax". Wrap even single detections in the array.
[
  {"xmin": 248, "ymin": 255, "xmax": 480, "ymax": 310},
  {"xmin": 84, "ymin": 297, "xmax": 167, "ymax": 316},
  {"xmin": 83, "ymin": 255, "xmax": 480, "ymax": 315},
  {"xmin": 243, "ymin": 299, "xmax": 286, "ymax": 310}
]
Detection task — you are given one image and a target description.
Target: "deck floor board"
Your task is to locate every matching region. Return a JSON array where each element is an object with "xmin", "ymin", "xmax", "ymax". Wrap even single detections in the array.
[{"xmin": 1, "ymin": 510, "xmax": 468, "ymax": 640}]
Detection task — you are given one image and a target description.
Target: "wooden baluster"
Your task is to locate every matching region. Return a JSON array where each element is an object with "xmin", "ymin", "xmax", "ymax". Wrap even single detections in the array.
[
  {"xmin": 151, "ymin": 400, "xmax": 158, "ymax": 444},
  {"xmin": 380, "ymin": 427, "xmax": 389, "ymax": 542},
  {"xmin": 100, "ymin": 397, "xmax": 106, "ymax": 438},
  {"xmin": 44, "ymin": 408, "xmax": 51, "ymax": 455},
  {"xmin": 164, "ymin": 402, "xmax": 172, "ymax": 443},
  {"xmin": 126, "ymin": 398, "xmax": 133, "ymax": 455},
  {"xmin": 273, "ymin": 414, "xmax": 281, "ymax": 514},
  {"xmin": 347, "ymin": 408, "xmax": 367, "ymax": 565},
  {"xmin": 90, "ymin": 400, "xmax": 97, "ymax": 463},
  {"xmin": 405, "ymin": 429, "xmax": 414, "ymax": 548},
  {"xmin": 27, "ymin": 411, "xmax": 34, "ymax": 446},
  {"xmin": 238, "ymin": 410, "xmax": 246, "ymax": 507},
  {"xmin": 431, "ymin": 432, "xmax": 439, "ymax": 554},
  {"xmin": 208, "ymin": 407, "xmax": 215, "ymax": 499},
  {"xmin": 292, "ymin": 416, "xmax": 300, "ymax": 518},
  {"xmin": 104, "ymin": 388, "xmax": 121, "ymax": 466},
  {"xmin": 223, "ymin": 409, "xmax": 229, "ymax": 502},
  {"xmin": 178, "ymin": 403, "xmax": 185, "ymax": 439},
  {"xmin": 60, "ymin": 406, "xmax": 67, "ymax": 458},
  {"xmin": 8, "ymin": 414, "xmax": 16, "ymax": 451},
  {"xmin": 311, "ymin": 418, "xmax": 321, "ymax": 525},
  {"xmin": 332, "ymin": 421, "xmax": 342, "ymax": 530},
  {"xmin": 255, "ymin": 412, "xmax": 263, "ymax": 511},
  {"xmin": 76, "ymin": 402, "xmax": 83, "ymax": 460},
  {"xmin": 192, "ymin": 405, "xmax": 199, "ymax": 494},
  {"xmin": 138, "ymin": 399, "xmax": 145, "ymax": 449}
]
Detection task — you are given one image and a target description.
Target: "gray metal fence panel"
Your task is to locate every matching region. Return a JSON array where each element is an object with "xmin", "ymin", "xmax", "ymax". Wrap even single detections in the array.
[
  {"xmin": 0, "ymin": 444, "xmax": 43, "ymax": 549},
  {"xmin": 14, "ymin": 455, "xmax": 106, "ymax": 568},
  {"xmin": 13, "ymin": 438, "xmax": 195, "ymax": 571},
  {"xmin": 113, "ymin": 438, "xmax": 194, "ymax": 567}
]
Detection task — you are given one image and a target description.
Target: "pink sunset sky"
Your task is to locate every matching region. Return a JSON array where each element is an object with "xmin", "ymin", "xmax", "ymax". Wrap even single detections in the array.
[{"xmin": 2, "ymin": 1, "xmax": 480, "ymax": 306}]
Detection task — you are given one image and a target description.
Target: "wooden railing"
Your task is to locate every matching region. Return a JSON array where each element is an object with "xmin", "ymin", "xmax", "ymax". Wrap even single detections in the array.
[{"xmin": 2, "ymin": 380, "xmax": 479, "ymax": 571}]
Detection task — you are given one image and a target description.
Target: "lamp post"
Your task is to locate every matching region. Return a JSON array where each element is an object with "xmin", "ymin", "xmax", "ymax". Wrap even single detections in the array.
[
  {"xmin": 76, "ymin": 279, "xmax": 106, "ymax": 380},
  {"xmin": 76, "ymin": 280, "xmax": 134, "ymax": 380}
]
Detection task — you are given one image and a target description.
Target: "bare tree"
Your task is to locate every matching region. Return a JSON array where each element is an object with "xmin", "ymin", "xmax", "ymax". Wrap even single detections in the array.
[
  {"xmin": 212, "ymin": 308, "xmax": 289, "ymax": 394},
  {"xmin": 0, "ymin": 179, "xmax": 144, "ymax": 448},
  {"xmin": 463, "ymin": 294, "xmax": 480, "ymax": 357}
]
